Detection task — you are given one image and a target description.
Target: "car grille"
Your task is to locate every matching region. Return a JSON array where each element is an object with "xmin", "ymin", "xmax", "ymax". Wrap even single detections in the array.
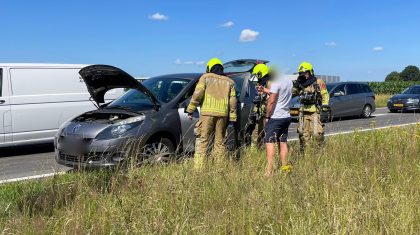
[{"xmin": 59, "ymin": 152, "xmax": 105, "ymax": 163}]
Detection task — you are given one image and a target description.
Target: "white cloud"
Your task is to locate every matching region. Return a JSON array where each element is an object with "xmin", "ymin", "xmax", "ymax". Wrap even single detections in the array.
[
  {"xmin": 239, "ymin": 29, "xmax": 259, "ymax": 42},
  {"xmin": 149, "ymin": 13, "xmax": 168, "ymax": 21},
  {"xmin": 174, "ymin": 58, "xmax": 182, "ymax": 65},
  {"xmin": 373, "ymin": 46, "xmax": 384, "ymax": 52},
  {"xmin": 175, "ymin": 59, "xmax": 204, "ymax": 66},
  {"xmin": 325, "ymin": 41, "xmax": 337, "ymax": 47},
  {"xmin": 219, "ymin": 21, "xmax": 234, "ymax": 28}
]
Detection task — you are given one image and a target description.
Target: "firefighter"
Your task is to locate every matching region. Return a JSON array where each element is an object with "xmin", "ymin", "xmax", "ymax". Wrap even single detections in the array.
[
  {"xmin": 251, "ymin": 64, "xmax": 271, "ymax": 148},
  {"xmin": 186, "ymin": 58, "xmax": 237, "ymax": 169},
  {"xmin": 293, "ymin": 62, "xmax": 330, "ymax": 151}
]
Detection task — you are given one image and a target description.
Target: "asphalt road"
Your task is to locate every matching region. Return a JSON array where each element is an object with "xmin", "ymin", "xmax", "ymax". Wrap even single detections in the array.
[{"xmin": 0, "ymin": 108, "xmax": 418, "ymax": 182}]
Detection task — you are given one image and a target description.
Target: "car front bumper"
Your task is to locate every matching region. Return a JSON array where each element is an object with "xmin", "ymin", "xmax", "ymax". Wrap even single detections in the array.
[
  {"xmin": 55, "ymin": 136, "xmax": 144, "ymax": 168},
  {"xmin": 387, "ymin": 102, "xmax": 419, "ymax": 111}
]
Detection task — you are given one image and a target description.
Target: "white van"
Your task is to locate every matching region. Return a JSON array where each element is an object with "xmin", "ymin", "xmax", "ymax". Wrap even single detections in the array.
[{"xmin": 0, "ymin": 64, "xmax": 124, "ymax": 147}]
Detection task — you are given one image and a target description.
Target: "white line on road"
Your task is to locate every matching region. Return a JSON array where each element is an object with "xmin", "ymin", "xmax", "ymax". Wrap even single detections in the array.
[
  {"xmin": 289, "ymin": 122, "xmax": 419, "ymax": 141},
  {"xmin": 1, "ymin": 121, "xmax": 419, "ymax": 185},
  {"xmin": 0, "ymin": 172, "xmax": 66, "ymax": 185}
]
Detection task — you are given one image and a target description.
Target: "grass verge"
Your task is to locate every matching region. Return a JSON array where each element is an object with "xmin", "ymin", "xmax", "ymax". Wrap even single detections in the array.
[
  {"xmin": 375, "ymin": 94, "xmax": 392, "ymax": 108},
  {"xmin": 1, "ymin": 124, "xmax": 419, "ymax": 234}
]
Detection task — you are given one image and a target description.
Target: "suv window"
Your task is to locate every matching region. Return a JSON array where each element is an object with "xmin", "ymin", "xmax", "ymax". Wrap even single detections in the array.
[
  {"xmin": 0, "ymin": 68, "xmax": 2, "ymax": 97},
  {"xmin": 360, "ymin": 84, "xmax": 372, "ymax": 93},
  {"xmin": 332, "ymin": 84, "xmax": 346, "ymax": 95},
  {"xmin": 347, "ymin": 84, "xmax": 362, "ymax": 95}
]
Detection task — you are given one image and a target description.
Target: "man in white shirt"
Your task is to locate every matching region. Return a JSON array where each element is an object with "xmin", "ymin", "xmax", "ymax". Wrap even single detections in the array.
[{"xmin": 261, "ymin": 74, "xmax": 293, "ymax": 176}]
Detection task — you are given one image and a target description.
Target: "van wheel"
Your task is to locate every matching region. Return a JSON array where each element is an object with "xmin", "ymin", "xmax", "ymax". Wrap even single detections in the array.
[
  {"xmin": 361, "ymin": 105, "xmax": 372, "ymax": 118},
  {"xmin": 140, "ymin": 138, "xmax": 175, "ymax": 164}
]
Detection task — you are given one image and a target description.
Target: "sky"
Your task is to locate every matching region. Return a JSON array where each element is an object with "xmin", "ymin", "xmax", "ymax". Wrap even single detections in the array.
[{"xmin": 1, "ymin": 0, "xmax": 419, "ymax": 81}]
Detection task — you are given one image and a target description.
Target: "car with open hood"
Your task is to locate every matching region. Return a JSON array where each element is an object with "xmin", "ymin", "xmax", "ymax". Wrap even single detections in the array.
[
  {"xmin": 387, "ymin": 85, "xmax": 420, "ymax": 112},
  {"xmin": 55, "ymin": 62, "xmax": 264, "ymax": 168}
]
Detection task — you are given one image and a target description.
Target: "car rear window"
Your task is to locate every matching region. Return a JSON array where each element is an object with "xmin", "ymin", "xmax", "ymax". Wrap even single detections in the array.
[{"xmin": 361, "ymin": 84, "xmax": 373, "ymax": 93}]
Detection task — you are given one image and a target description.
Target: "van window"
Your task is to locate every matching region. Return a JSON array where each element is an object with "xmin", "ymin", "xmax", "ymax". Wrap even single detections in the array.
[
  {"xmin": 360, "ymin": 84, "xmax": 372, "ymax": 93},
  {"xmin": 347, "ymin": 84, "xmax": 361, "ymax": 95},
  {"xmin": 10, "ymin": 68, "xmax": 87, "ymax": 96},
  {"xmin": 332, "ymin": 84, "xmax": 346, "ymax": 95},
  {"xmin": 0, "ymin": 68, "xmax": 2, "ymax": 97}
]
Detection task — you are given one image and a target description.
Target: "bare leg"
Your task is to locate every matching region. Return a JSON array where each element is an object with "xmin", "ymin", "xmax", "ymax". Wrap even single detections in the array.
[
  {"xmin": 265, "ymin": 143, "xmax": 276, "ymax": 176},
  {"xmin": 279, "ymin": 142, "xmax": 288, "ymax": 167}
]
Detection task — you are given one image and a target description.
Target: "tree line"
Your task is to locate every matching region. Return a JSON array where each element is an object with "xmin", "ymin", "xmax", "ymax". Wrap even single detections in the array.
[{"xmin": 385, "ymin": 65, "xmax": 420, "ymax": 81}]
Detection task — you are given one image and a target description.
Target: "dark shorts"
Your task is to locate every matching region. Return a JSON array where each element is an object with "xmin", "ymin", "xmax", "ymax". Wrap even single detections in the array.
[{"xmin": 264, "ymin": 117, "xmax": 291, "ymax": 143}]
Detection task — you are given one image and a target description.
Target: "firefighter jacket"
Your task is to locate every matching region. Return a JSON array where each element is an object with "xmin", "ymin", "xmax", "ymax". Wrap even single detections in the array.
[
  {"xmin": 186, "ymin": 73, "xmax": 237, "ymax": 122},
  {"xmin": 293, "ymin": 77, "xmax": 329, "ymax": 113}
]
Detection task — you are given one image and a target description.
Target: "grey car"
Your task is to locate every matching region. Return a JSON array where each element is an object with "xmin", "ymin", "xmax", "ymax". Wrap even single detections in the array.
[
  {"xmin": 387, "ymin": 85, "xmax": 420, "ymax": 112},
  {"xmin": 290, "ymin": 82, "xmax": 376, "ymax": 121},
  {"xmin": 55, "ymin": 64, "xmax": 258, "ymax": 168}
]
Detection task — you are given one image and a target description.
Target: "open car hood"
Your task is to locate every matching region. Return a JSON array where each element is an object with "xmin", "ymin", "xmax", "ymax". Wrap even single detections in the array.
[{"xmin": 79, "ymin": 65, "xmax": 159, "ymax": 109}]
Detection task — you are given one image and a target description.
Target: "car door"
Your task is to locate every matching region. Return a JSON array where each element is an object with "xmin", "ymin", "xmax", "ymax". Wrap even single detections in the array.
[
  {"xmin": 177, "ymin": 82, "xmax": 199, "ymax": 153},
  {"xmin": 329, "ymin": 84, "xmax": 348, "ymax": 117},
  {"xmin": 346, "ymin": 84, "xmax": 365, "ymax": 116},
  {"xmin": 0, "ymin": 68, "xmax": 7, "ymax": 143}
]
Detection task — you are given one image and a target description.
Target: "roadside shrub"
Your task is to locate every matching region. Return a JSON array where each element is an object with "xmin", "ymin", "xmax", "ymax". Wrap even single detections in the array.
[{"xmin": 368, "ymin": 81, "xmax": 419, "ymax": 94}]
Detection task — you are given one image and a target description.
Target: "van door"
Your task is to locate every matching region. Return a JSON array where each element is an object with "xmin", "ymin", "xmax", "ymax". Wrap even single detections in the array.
[
  {"xmin": 0, "ymin": 67, "xmax": 13, "ymax": 144},
  {"xmin": 9, "ymin": 68, "xmax": 94, "ymax": 144}
]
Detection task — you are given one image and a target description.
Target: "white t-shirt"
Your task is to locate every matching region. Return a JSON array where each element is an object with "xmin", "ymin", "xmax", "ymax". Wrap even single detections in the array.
[{"xmin": 269, "ymin": 77, "xmax": 293, "ymax": 119}]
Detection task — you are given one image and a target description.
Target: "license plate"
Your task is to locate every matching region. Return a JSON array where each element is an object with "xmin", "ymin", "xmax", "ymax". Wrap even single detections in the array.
[
  {"xmin": 290, "ymin": 110, "xmax": 299, "ymax": 115},
  {"xmin": 393, "ymin": 104, "xmax": 404, "ymax": 107}
]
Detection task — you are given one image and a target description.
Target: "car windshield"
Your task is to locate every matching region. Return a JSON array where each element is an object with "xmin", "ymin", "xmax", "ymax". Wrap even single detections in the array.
[
  {"xmin": 109, "ymin": 77, "xmax": 190, "ymax": 111},
  {"xmin": 224, "ymin": 61, "xmax": 257, "ymax": 73},
  {"xmin": 402, "ymin": 86, "xmax": 420, "ymax": 94}
]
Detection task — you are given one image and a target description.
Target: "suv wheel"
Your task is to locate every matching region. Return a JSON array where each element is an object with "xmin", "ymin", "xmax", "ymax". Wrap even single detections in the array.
[
  {"xmin": 140, "ymin": 138, "xmax": 175, "ymax": 164},
  {"xmin": 361, "ymin": 104, "xmax": 372, "ymax": 118}
]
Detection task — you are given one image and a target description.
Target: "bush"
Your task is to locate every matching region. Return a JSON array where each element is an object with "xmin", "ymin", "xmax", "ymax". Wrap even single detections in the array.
[{"xmin": 368, "ymin": 81, "xmax": 419, "ymax": 94}]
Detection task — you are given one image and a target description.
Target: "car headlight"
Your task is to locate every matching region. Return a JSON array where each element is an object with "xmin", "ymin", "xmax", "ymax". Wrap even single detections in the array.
[
  {"xmin": 96, "ymin": 116, "xmax": 145, "ymax": 140},
  {"xmin": 407, "ymin": 98, "xmax": 419, "ymax": 103}
]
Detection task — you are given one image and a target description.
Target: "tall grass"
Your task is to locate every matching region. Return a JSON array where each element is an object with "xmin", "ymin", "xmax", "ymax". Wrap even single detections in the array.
[
  {"xmin": 1, "ymin": 124, "xmax": 419, "ymax": 234},
  {"xmin": 375, "ymin": 94, "xmax": 392, "ymax": 108}
]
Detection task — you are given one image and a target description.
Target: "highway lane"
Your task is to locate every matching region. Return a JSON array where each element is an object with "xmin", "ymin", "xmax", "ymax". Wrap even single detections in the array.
[{"xmin": 0, "ymin": 108, "xmax": 418, "ymax": 182}]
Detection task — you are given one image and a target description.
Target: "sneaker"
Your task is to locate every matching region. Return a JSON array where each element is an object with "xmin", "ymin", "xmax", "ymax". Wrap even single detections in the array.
[{"xmin": 280, "ymin": 165, "xmax": 293, "ymax": 173}]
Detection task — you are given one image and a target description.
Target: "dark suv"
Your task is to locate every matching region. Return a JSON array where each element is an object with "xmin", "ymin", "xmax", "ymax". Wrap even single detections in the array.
[{"xmin": 290, "ymin": 82, "xmax": 376, "ymax": 121}]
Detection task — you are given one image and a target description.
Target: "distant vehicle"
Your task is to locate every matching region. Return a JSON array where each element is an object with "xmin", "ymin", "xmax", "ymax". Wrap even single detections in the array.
[
  {"xmin": 0, "ymin": 64, "xmax": 124, "ymax": 147},
  {"xmin": 55, "ymin": 63, "xmax": 259, "ymax": 168},
  {"xmin": 387, "ymin": 85, "xmax": 420, "ymax": 112},
  {"xmin": 290, "ymin": 82, "xmax": 376, "ymax": 121}
]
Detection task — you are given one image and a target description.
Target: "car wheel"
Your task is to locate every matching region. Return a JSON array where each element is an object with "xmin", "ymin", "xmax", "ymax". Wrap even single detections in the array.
[
  {"xmin": 140, "ymin": 138, "xmax": 175, "ymax": 164},
  {"xmin": 361, "ymin": 104, "xmax": 372, "ymax": 118}
]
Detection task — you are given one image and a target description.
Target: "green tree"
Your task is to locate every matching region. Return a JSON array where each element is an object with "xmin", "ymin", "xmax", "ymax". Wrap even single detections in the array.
[
  {"xmin": 400, "ymin": 65, "xmax": 420, "ymax": 81},
  {"xmin": 385, "ymin": 71, "xmax": 401, "ymax": 81}
]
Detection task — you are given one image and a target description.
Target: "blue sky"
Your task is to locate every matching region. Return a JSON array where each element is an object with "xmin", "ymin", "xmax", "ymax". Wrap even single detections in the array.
[{"xmin": 1, "ymin": 0, "xmax": 419, "ymax": 81}]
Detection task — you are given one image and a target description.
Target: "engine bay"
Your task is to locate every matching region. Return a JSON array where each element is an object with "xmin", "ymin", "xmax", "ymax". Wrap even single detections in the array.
[{"xmin": 74, "ymin": 111, "xmax": 137, "ymax": 124}]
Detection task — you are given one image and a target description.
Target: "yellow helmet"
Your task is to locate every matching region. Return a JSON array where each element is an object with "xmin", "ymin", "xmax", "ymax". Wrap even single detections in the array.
[
  {"xmin": 206, "ymin": 58, "xmax": 223, "ymax": 73},
  {"xmin": 298, "ymin": 62, "xmax": 314, "ymax": 76},
  {"xmin": 252, "ymin": 64, "xmax": 269, "ymax": 79}
]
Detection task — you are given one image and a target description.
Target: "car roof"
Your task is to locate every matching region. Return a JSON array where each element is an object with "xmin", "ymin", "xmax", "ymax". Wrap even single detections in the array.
[
  {"xmin": 149, "ymin": 73, "xmax": 203, "ymax": 81},
  {"xmin": 327, "ymin": 81, "xmax": 369, "ymax": 86}
]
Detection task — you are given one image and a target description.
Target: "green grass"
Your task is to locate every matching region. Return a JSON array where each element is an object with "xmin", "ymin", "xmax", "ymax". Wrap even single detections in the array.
[
  {"xmin": 1, "ymin": 124, "xmax": 420, "ymax": 234},
  {"xmin": 376, "ymin": 94, "xmax": 392, "ymax": 108}
]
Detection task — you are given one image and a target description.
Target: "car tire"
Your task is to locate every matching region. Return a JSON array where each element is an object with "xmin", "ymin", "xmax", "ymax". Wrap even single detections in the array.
[
  {"xmin": 140, "ymin": 138, "xmax": 175, "ymax": 164},
  {"xmin": 361, "ymin": 104, "xmax": 372, "ymax": 118}
]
